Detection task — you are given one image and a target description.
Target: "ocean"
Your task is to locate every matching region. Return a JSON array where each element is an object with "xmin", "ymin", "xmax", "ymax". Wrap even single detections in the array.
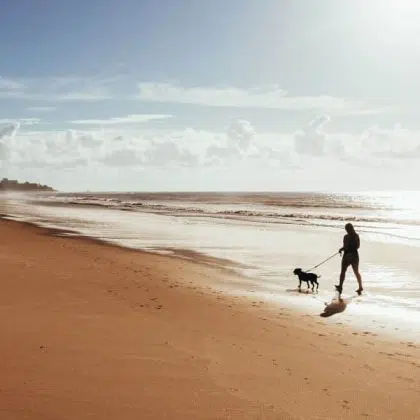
[{"xmin": 2, "ymin": 190, "xmax": 420, "ymax": 342}]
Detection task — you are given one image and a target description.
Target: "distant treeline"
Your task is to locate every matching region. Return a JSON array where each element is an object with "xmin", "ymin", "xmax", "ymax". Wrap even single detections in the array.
[{"xmin": 0, "ymin": 178, "xmax": 55, "ymax": 191}]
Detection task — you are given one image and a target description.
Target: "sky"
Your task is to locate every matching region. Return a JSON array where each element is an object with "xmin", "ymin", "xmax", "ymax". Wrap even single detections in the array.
[{"xmin": 1, "ymin": 0, "xmax": 420, "ymax": 192}]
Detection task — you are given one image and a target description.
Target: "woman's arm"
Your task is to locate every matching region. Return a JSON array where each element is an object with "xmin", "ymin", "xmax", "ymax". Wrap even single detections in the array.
[{"xmin": 339, "ymin": 235, "xmax": 346, "ymax": 253}]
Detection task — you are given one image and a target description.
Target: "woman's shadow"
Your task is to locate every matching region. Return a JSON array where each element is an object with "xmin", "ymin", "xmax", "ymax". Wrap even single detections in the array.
[
  {"xmin": 284, "ymin": 288, "xmax": 356, "ymax": 317},
  {"xmin": 320, "ymin": 295, "xmax": 356, "ymax": 317}
]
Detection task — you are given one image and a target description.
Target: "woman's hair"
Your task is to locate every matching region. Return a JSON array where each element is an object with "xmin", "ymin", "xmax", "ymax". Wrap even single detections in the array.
[{"xmin": 345, "ymin": 223, "xmax": 355, "ymax": 234}]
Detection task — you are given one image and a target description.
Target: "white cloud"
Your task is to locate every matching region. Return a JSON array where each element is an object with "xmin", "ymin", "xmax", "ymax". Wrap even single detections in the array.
[
  {"xmin": 100, "ymin": 149, "xmax": 142, "ymax": 167},
  {"xmin": 3, "ymin": 115, "xmax": 420, "ymax": 191},
  {"xmin": 204, "ymin": 119, "xmax": 259, "ymax": 165},
  {"xmin": 0, "ymin": 122, "xmax": 20, "ymax": 139},
  {"xmin": 203, "ymin": 119, "xmax": 295, "ymax": 168},
  {"xmin": 70, "ymin": 114, "xmax": 173, "ymax": 125},
  {"xmin": 0, "ymin": 90, "xmax": 111, "ymax": 102},
  {"xmin": 227, "ymin": 119, "xmax": 256, "ymax": 151},
  {"xmin": 360, "ymin": 123, "xmax": 420, "ymax": 158},
  {"xmin": 136, "ymin": 82, "xmax": 384, "ymax": 114},
  {"xmin": 143, "ymin": 139, "xmax": 199, "ymax": 167},
  {"xmin": 26, "ymin": 106, "xmax": 56, "ymax": 112},
  {"xmin": 55, "ymin": 90, "xmax": 112, "ymax": 102},
  {"xmin": 0, "ymin": 75, "xmax": 120, "ymax": 102},
  {"xmin": 294, "ymin": 115, "xmax": 330, "ymax": 156},
  {"xmin": 0, "ymin": 118, "xmax": 40, "ymax": 126},
  {"xmin": 291, "ymin": 117, "xmax": 420, "ymax": 170},
  {"xmin": 0, "ymin": 75, "xmax": 394, "ymax": 116},
  {"xmin": 0, "ymin": 76, "xmax": 25, "ymax": 90}
]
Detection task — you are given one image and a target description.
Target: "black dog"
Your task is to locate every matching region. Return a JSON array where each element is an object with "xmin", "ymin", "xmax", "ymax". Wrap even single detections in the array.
[{"xmin": 293, "ymin": 268, "xmax": 320, "ymax": 292}]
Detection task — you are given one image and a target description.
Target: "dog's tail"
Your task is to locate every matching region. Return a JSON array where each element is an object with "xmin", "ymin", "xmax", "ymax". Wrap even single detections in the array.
[{"xmin": 317, "ymin": 275, "xmax": 322, "ymax": 279}]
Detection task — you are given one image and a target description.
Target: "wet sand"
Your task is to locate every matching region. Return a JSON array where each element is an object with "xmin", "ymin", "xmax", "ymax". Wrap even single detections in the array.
[{"xmin": 0, "ymin": 218, "xmax": 419, "ymax": 419}]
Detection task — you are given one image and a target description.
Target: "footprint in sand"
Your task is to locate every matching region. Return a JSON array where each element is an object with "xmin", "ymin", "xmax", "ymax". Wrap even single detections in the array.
[
  {"xmin": 363, "ymin": 364, "xmax": 375, "ymax": 372},
  {"xmin": 341, "ymin": 400, "xmax": 350, "ymax": 409},
  {"xmin": 397, "ymin": 375, "xmax": 415, "ymax": 383}
]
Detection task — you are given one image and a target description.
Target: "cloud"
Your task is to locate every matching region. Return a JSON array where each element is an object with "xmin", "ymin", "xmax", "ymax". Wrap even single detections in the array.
[
  {"xmin": 0, "ymin": 76, "xmax": 25, "ymax": 90},
  {"xmin": 143, "ymin": 139, "xmax": 199, "ymax": 167},
  {"xmin": 205, "ymin": 119, "xmax": 255, "ymax": 164},
  {"xmin": 0, "ymin": 122, "xmax": 20, "ymax": 139},
  {"xmin": 361, "ymin": 123, "xmax": 420, "ymax": 159},
  {"xmin": 100, "ymin": 149, "xmax": 142, "ymax": 167},
  {"xmin": 26, "ymin": 106, "xmax": 56, "ymax": 112},
  {"xmin": 203, "ymin": 119, "xmax": 294, "ymax": 168},
  {"xmin": 136, "ymin": 82, "xmax": 384, "ymax": 114},
  {"xmin": 70, "ymin": 114, "xmax": 172, "ymax": 125},
  {"xmin": 0, "ymin": 75, "xmax": 393, "ymax": 116},
  {"xmin": 0, "ymin": 142, "xmax": 8, "ymax": 160},
  {"xmin": 292, "ymin": 117, "xmax": 420, "ymax": 169},
  {"xmin": 54, "ymin": 90, "xmax": 112, "ymax": 102},
  {"xmin": 21, "ymin": 156, "xmax": 89, "ymax": 169},
  {"xmin": 0, "ymin": 90, "xmax": 111, "ymax": 102},
  {"xmin": 294, "ymin": 115, "xmax": 330, "ymax": 156},
  {"xmin": 227, "ymin": 119, "xmax": 256, "ymax": 151},
  {"xmin": 0, "ymin": 75, "xmax": 119, "ymax": 102},
  {"xmin": 4, "ymin": 115, "xmax": 420, "ymax": 189}
]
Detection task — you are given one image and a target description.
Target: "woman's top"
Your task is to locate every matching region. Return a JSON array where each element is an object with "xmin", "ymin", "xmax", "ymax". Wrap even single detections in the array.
[{"xmin": 342, "ymin": 233, "xmax": 360, "ymax": 255}]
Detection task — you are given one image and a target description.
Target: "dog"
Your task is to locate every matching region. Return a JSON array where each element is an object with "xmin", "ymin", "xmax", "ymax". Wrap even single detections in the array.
[{"xmin": 293, "ymin": 268, "xmax": 320, "ymax": 292}]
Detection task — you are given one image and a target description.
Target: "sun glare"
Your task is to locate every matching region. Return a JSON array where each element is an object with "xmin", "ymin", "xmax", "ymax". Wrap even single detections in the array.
[
  {"xmin": 374, "ymin": 0, "xmax": 420, "ymax": 15},
  {"xmin": 370, "ymin": 0, "xmax": 420, "ymax": 24},
  {"xmin": 362, "ymin": 0, "xmax": 420, "ymax": 42}
]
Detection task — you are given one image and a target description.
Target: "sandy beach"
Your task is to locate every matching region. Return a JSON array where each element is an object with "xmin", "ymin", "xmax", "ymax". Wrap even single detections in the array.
[{"xmin": 1, "ymin": 218, "xmax": 419, "ymax": 419}]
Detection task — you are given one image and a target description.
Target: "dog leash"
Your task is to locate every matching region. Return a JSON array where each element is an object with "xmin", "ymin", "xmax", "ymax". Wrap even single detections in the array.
[{"xmin": 305, "ymin": 251, "xmax": 339, "ymax": 272}]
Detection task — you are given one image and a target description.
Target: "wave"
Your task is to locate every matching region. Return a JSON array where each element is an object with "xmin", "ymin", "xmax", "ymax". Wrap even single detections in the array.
[
  {"xmin": 30, "ymin": 194, "xmax": 420, "ymax": 228},
  {"xmin": 52, "ymin": 191, "xmax": 397, "ymax": 210}
]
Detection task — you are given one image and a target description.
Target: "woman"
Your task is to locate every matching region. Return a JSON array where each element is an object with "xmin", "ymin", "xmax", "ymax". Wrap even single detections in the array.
[{"xmin": 335, "ymin": 223, "xmax": 363, "ymax": 296}]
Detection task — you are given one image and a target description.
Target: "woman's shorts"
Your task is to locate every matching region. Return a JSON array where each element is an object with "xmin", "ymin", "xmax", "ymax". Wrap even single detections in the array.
[{"xmin": 342, "ymin": 252, "xmax": 359, "ymax": 269}]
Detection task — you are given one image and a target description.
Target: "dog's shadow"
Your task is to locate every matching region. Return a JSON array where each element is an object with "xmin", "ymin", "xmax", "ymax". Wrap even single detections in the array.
[
  {"xmin": 320, "ymin": 295, "xmax": 355, "ymax": 317},
  {"xmin": 285, "ymin": 288, "xmax": 316, "ymax": 295}
]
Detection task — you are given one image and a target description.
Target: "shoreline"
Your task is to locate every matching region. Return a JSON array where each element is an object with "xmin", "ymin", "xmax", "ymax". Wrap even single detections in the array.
[
  {"xmin": 1, "ymin": 217, "xmax": 419, "ymax": 419},
  {"xmin": 3, "ymin": 200, "xmax": 420, "ymax": 345},
  {"xmin": 3, "ymin": 203, "xmax": 420, "ymax": 344},
  {"xmin": 1, "ymin": 213, "xmax": 249, "ymax": 274}
]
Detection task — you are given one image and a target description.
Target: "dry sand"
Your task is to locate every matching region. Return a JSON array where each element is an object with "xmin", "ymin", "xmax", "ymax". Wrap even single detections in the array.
[{"xmin": 0, "ymin": 218, "xmax": 419, "ymax": 419}]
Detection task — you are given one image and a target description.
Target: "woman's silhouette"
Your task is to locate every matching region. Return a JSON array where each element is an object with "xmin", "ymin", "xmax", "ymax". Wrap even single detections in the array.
[{"xmin": 335, "ymin": 223, "xmax": 363, "ymax": 296}]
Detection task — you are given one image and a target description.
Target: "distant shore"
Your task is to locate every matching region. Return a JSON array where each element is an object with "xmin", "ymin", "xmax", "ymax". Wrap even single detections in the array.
[
  {"xmin": 0, "ymin": 217, "xmax": 419, "ymax": 419},
  {"xmin": 0, "ymin": 178, "xmax": 55, "ymax": 192}
]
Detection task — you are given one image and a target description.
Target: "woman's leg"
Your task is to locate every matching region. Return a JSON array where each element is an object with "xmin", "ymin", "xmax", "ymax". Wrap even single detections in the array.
[
  {"xmin": 336, "ymin": 259, "xmax": 349, "ymax": 292},
  {"xmin": 351, "ymin": 260, "xmax": 363, "ymax": 291}
]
